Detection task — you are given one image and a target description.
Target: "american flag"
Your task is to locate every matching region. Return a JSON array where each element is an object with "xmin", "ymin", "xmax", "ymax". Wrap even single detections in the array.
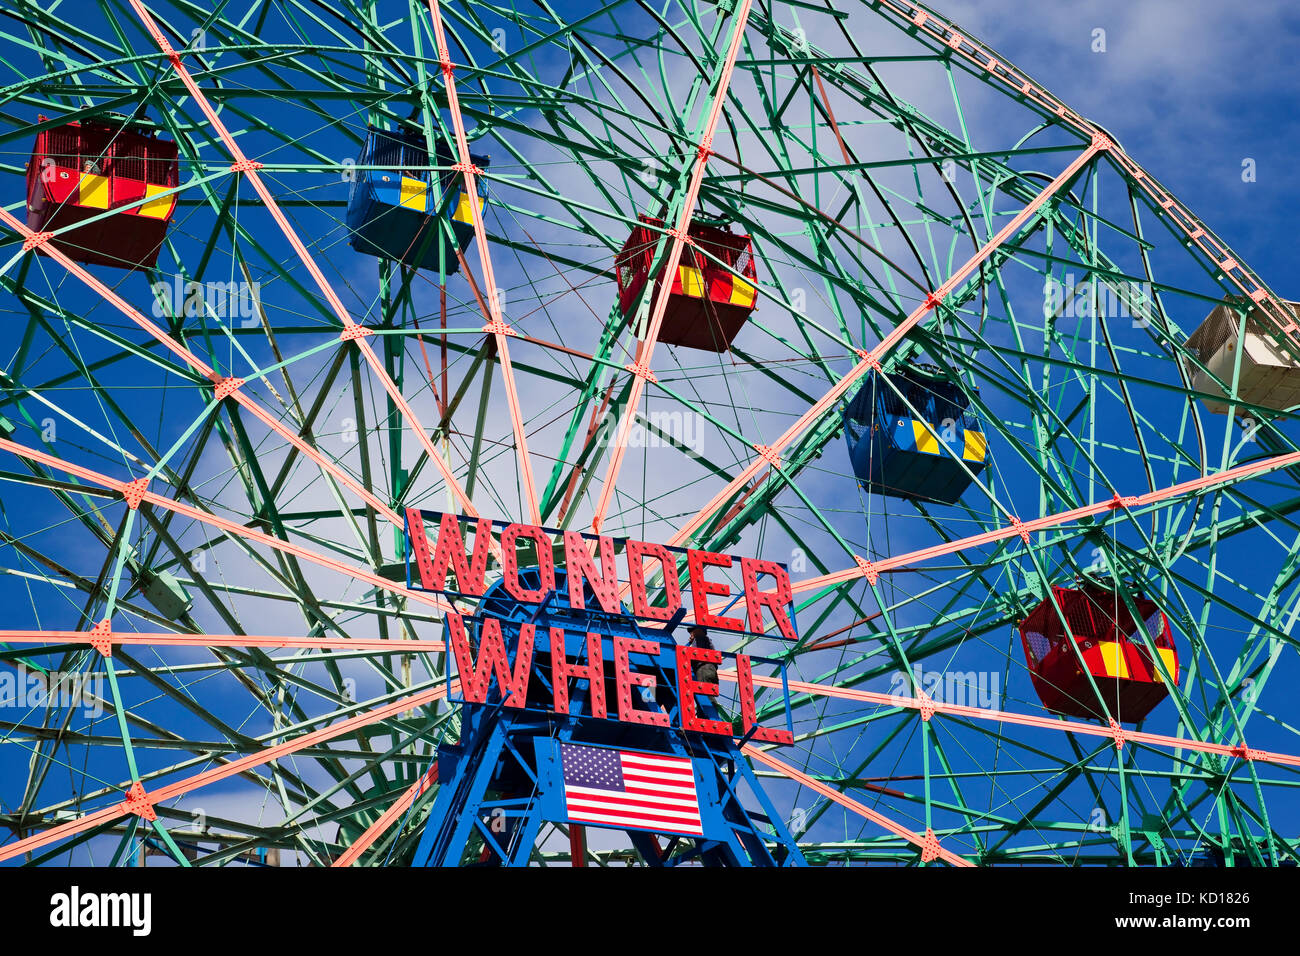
[{"xmin": 560, "ymin": 743, "xmax": 703, "ymax": 836}]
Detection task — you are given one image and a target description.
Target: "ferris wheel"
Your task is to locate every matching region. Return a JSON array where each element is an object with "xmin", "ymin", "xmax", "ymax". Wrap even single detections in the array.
[{"xmin": 1, "ymin": 0, "xmax": 1298, "ymax": 867}]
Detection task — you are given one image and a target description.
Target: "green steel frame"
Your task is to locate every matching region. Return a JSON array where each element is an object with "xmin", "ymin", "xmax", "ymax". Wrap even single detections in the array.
[{"xmin": 0, "ymin": 0, "xmax": 1297, "ymax": 867}]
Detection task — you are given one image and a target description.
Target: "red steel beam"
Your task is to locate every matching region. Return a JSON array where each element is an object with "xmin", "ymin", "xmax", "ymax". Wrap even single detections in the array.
[
  {"xmin": 872, "ymin": 0, "xmax": 1298, "ymax": 343},
  {"xmin": 743, "ymin": 745, "xmax": 972, "ymax": 866},
  {"xmin": 660, "ymin": 138, "xmax": 1108, "ymax": 553},
  {"xmin": 0, "ymin": 435, "xmax": 451, "ymax": 613},
  {"xmin": 425, "ymin": 0, "xmax": 541, "ymax": 525},
  {"xmin": 0, "ymin": 682, "xmax": 454, "ymax": 864},
  {"xmin": 592, "ymin": 0, "xmax": 755, "ymax": 533},
  {"xmin": 127, "ymin": 0, "xmax": 479, "ymax": 517},
  {"xmin": 789, "ymin": 445, "xmax": 1300, "ymax": 597},
  {"xmin": 733, "ymin": 671, "xmax": 1299, "ymax": 769},
  {"xmin": 332, "ymin": 763, "xmax": 439, "ymax": 867},
  {"xmin": 0, "ymin": 630, "xmax": 446, "ymax": 654},
  {"xmin": 0, "ymin": 208, "xmax": 406, "ymax": 528}
]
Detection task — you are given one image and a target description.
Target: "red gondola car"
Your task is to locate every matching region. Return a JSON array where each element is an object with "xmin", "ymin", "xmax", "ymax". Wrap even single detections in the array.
[
  {"xmin": 614, "ymin": 214, "xmax": 757, "ymax": 351},
  {"xmin": 25, "ymin": 117, "xmax": 179, "ymax": 270},
  {"xmin": 1019, "ymin": 584, "xmax": 1178, "ymax": 722}
]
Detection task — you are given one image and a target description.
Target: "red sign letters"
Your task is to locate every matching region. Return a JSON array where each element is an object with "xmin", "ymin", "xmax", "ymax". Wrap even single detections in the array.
[{"xmin": 409, "ymin": 509, "xmax": 794, "ymax": 744}]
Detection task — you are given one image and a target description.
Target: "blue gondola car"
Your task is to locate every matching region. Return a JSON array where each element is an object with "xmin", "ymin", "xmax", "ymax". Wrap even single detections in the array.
[
  {"xmin": 346, "ymin": 125, "xmax": 488, "ymax": 274},
  {"xmin": 843, "ymin": 365, "xmax": 989, "ymax": 505}
]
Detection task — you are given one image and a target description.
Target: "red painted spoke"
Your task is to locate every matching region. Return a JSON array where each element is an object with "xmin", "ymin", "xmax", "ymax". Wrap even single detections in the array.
[
  {"xmin": 743, "ymin": 745, "xmax": 972, "ymax": 866},
  {"xmin": 0, "ymin": 683, "xmax": 454, "ymax": 864},
  {"xmin": 788, "ymin": 446, "xmax": 1300, "ymax": 598},
  {"xmin": 331, "ymin": 764, "xmax": 438, "ymax": 867},
  {"xmin": 0, "ymin": 206, "xmax": 405, "ymax": 527},
  {"xmin": 425, "ymin": 0, "xmax": 540, "ymax": 525},
  {"xmin": 0, "ymin": 630, "xmax": 445, "ymax": 653},
  {"xmin": 662, "ymin": 139, "xmax": 1106, "ymax": 552},
  {"xmin": 0, "ymin": 436, "xmax": 450, "ymax": 613},
  {"xmin": 591, "ymin": 0, "xmax": 755, "ymax": 533},
  {"xmin": 731, "ymin": 672, "xmax": 1300, "ymax": 769},
  {"xmin": 874, "ymin": 0, "xmax": 1298, "ymax": 344},
  {"xmin": 127, "ymin": 0, "xmax": 478, "ymax": 517}
]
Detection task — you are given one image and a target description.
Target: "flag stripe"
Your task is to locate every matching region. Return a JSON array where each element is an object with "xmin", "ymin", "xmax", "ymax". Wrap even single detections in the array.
[
  {"xmin": 623, "ymin": 765, "xmax": 694, "ymax": 782},
  {"xmin": 566, "ymin": 785, "xmax": 698, "ymax": 808},
  {"xmin": 566, "ymin": 790, "xmax": 703, "ymax": 816},
  {"xmin": 566, "ymin": 804, "xmax": 701, "ymax": 829},
  {"xmin": 620, "ymin": 775, "xmax": 698, "ymax": 794},
  {"xmin": 622, "ymin": 755, "xmax": 693, "ymax": 773},
  {"xmin": 569, "ymin": 816, "xmax": 707, "ymax": 837},
  {"xmin": 568, "ymin": 807, "xmax": 704, "ymax": 834}
]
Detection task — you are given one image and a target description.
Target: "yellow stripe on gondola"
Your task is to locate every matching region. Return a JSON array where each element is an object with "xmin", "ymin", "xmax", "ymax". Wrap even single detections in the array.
[
  {"xmin": 962, "ymin": 429, "xmax": 987, "ymax": 462},
  {"xmin": 1155, "ymin": 647, "xmax": 1178, "ymax": 684},
  {"xmin": 678, "ymin": 265, "xmax": 704, "ymax": 298},
  {"xmin": 78, "ymin": 172, "xmax": 109, "ymax": 209},
  {"xmin": 1098, "ymin": 641, "xmax": 1130, "ymax": 679},
  {"xmin": 138, "ymin": 182, "xmax": 174, "ymax": 220},
  {"xmin": 399, "ymin": 176, "xmax": 427, "ymax": 212},
  {"xmin": 452, "ymin": 190, "xmax": 485, "ymax": 225},
  {"xmin": 911, "ymin": 419, "xmax": 940, "ymax": 454},
  {"xmin": 730, "ymin": 276, "xmax": 756, "ymax": 308}
]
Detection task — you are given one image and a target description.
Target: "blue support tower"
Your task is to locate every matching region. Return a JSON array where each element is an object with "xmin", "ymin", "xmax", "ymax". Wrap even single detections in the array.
[
  {"xmin": 346, "ymin": 125, "xmax": 487, "ymax": 274},
  {"xmin": 843, "ymin": 365, "xmax": 989, "ymax": 505},
  {"xmin": 411, "ymin": 568, "xmax": 805, "ymax": 867}
]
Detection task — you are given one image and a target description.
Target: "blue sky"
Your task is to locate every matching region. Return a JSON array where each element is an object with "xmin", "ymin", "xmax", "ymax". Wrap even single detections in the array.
[{"xmin": 934, "ymin": 0, "xmax": 1300, "ymax": 298}]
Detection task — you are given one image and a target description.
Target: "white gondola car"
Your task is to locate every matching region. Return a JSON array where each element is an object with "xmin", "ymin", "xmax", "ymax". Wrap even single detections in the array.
[{"xmin": 1187, "ymin": 299, "xmax": 1300, "ymax": 414}]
